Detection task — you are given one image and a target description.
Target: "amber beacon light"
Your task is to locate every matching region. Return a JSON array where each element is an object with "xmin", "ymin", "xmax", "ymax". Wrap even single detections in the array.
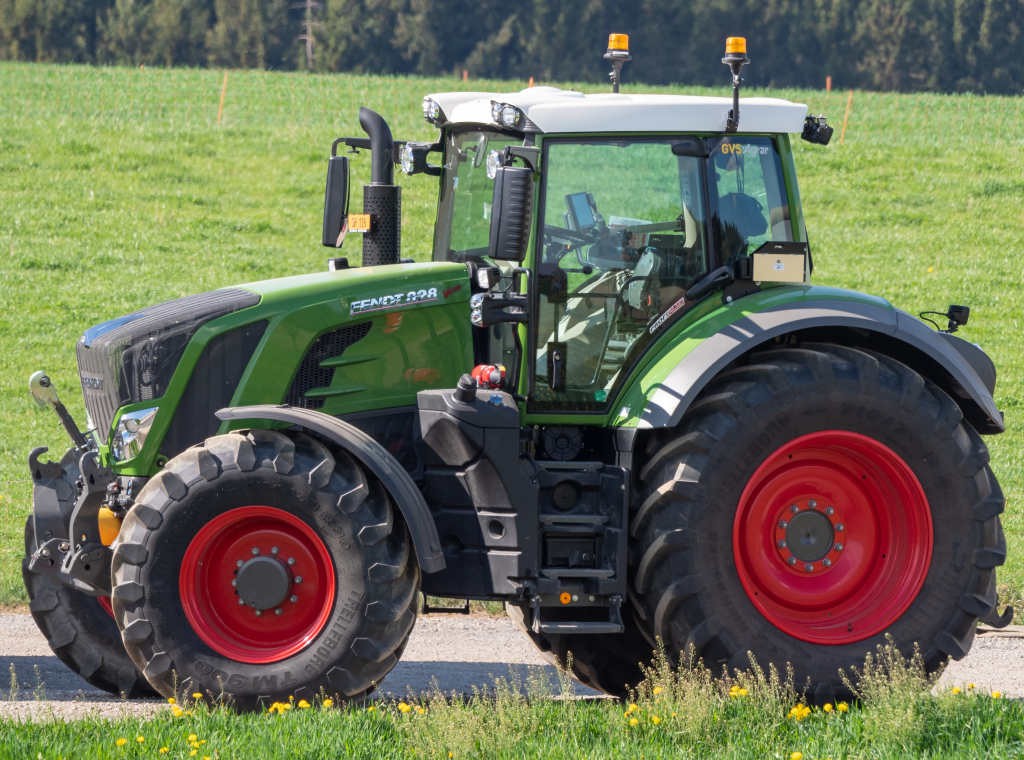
[
  {"xmin": 603, "ymin": 34, "xmax": 632, "ymax": 93},
  {"xmin": 722, "ymin": 36, "xmax": 751, "ymax": 132}
]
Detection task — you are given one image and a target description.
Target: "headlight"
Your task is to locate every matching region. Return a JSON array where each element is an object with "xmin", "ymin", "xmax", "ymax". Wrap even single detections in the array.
[
  {"xmin": 422, "ymin": 97, "xmax": 443, "ymax": 124},
  {"xmin": 490, "ymin": 101, "xmax": 523, "ymax": 129},
  {"xmin": 486, "ymin": 149, "xmax": 501, "ymax": 180},
  {"xmin": 475, "ymin": 266, "xmax": 501, "ymax": 291},
  {"xmin": 111, "ymin": 407, "xmax": 158, "ymax": 461},
  {"xmin": 470, "ymin": 293, "xmax": 485, "ymax": 327},
  {"xmin": 499, "ymin": 104, "xmax": 521, "ymax": 129},
  {"xmin": 399, "ymin": 144, "xmax": 414, "ymax": 175}
]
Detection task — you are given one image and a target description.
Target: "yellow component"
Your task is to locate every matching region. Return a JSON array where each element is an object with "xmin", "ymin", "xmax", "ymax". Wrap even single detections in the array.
[
  {"xmin": 98, "ymin": 507, "xmax": 122, "ymax": 546},
  {"xmin": 726, "ymin": 37, "xmax": 746, "ymax": 54},
  {"xmin": 559, "ymin": 592, "xmax": 571, "ymax": 604},
  {"xmin": 607, "ymin": 34, "xmax": 629, "ymax": 51}
]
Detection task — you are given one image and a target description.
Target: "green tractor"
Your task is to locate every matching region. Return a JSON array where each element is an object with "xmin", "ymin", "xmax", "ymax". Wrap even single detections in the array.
[{"xmin": 25, "ymin": 36, "xmax": 1010, "ymax": 709}]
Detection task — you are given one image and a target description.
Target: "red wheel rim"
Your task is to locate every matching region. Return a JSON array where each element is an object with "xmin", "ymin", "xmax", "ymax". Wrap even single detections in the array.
[
  {"xmin": 733, "ymin": 431, "xmax": 932, "ymax": 645},
  {"xmin": 180, "ymin": 506, "xmax": 336, "ymax": 663}
]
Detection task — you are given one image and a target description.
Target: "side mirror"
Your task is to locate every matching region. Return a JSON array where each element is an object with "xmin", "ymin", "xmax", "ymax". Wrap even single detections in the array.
[
  {"xmin": 322, "ymin": 155, "xmax": 350, "ymax": 247},
  {"xmin": 488, "ymin": 166, "xmax": 534, "ymax": 261}
]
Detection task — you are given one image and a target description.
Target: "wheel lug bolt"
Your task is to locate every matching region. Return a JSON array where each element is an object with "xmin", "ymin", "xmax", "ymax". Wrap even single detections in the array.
[
  {"xmin": 290, "ymin": 595, "xmax": 298, "ymax": 603},
  {"xmin": 287, "ymin": 558, "xmax": 296, "ymax": 566},
  {"xmin": 825, "ymin": 507, "xmax": 834, "ymax": 515},
  {"xmin": 238, "ymin": 598, "xmax": 245, "ymax": 605},
  {"xmin": 274, "ymin": 607, "xmax": 283, "ymax": 615},
  {"xmin": 835, "ymin": 543, "xmax": 843, "ymax": 551},
  {"xmin": 805, "ymin": 563, "xmax": 814, "ymax": 572},
  {"xmin": 231, "ymin": 579, "xmax": 237, "ymax": 587},
  {"xmin": 251, "ymin": 548, "xmax": 260, "ymax": 555},
  {"xmin": 790, "ymin": 505, "xmax": 800, "ymax": 514},
  {"xmin": 836, "ymin": 524, "xmax": 844, "ymax": 532},
  {"xmin": 294, "ymin": 576, "xmax": 303, "ymax": 584},
  {"xmin": 823, "ymin": 558, "xmax": 832, "ymax": 567},
  {"xmin": 255, "ymin": 609, "xmax": 262, "ymax": 616},
  {"xmin": 779, "ymin": 520, "xmax": 788, "ymax": 529},
  {"xmin": 809, "ymin": 500, "xmax": 817, "ymax": 508},
  {"xmin": 236, "ymin": 560, "xmax": 244, "ymax": 568},
  {"xmin": 272, "ymin": 547, "xmax": 280, "ymax": 555},
  {"xmin": 778, "ymin": 540, "xmax": 787, "ymax": 548},
  {"xmin": 787, "ymin": 557, "xmax": 797, "ymax": 566}
]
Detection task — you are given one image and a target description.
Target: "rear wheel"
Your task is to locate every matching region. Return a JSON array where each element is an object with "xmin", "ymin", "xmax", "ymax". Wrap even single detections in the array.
[
  {"xmin": 112, "ymin": 429, "xmax": 419, "ymax": 711},
  {"xmin": 628, "ymin": 343, "xmax": 1005, "ymax": 699}
]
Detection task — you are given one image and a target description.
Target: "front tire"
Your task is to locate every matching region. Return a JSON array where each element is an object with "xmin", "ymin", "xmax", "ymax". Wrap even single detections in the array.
[
  {"xmin": 112, "ymin": 429, "xmax": 419, "ymax": 711},
  {"xmin": 629, "ymin": 343, "xmax": 1005, "ymax": 698}
]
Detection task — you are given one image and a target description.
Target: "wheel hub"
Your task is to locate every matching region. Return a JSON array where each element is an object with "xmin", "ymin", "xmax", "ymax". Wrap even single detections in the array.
[
  {"xmin": 733, "ymin": 430, "xmax": 932, "ymax": 645},
  {"xmin": 236, "ymin": 556, "xmax": 291, "ymax": 610}
]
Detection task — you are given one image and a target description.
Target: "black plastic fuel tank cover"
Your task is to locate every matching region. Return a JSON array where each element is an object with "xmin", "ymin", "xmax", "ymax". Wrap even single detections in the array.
[{"xmin": 417, "ymin": 389, "xmax": 519, "ymax": 428}]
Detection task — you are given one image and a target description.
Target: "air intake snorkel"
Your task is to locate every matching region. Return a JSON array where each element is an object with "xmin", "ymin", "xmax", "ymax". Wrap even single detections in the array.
[{"xmin": 358, "ymin": 106, "xmax": 401, "ymax": 266}]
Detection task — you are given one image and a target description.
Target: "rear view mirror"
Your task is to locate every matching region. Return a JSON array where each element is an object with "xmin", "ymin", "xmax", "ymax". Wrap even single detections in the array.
[
  {"xmin": 322, "ymin": 156, "xmax": 350, "ymax": 247},
  {"xmin": 488, "ymin": 166, "xmax": 534, "ymax": 261}
]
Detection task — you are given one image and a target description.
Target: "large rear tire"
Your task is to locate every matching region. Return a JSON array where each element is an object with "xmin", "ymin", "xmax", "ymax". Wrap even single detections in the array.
[
  {"xmin": 112, "ymin": 429, "xmax": 419, "ymax": 711},
  {"xmin": 628, "ymin": 343, "xmax": 1005, "ymax": 699}
]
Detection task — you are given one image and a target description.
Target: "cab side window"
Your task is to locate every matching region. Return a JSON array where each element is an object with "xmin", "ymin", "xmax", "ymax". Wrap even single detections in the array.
[{"xmin": 708, "ymin": 137, "xmax": 792, "ymax": 265}]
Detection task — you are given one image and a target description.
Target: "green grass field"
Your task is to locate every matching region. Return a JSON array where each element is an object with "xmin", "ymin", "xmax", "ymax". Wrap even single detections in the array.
[
  {"xmin": 0, "ymin": 63, "xmax": 1021, "ymax": 628},
  {"xmin": 2, "ymin": 644, "xmax": 1023, "ymax": 758}
]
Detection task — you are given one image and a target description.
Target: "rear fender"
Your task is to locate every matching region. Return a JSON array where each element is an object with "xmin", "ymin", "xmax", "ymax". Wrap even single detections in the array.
[
  {"xmin": 216, "ymin": 405, "xmax": 445, "ymax": 573},
  {"xmin": 629, "ymin": 298, "xmax": 1003, "ymax": 436}
]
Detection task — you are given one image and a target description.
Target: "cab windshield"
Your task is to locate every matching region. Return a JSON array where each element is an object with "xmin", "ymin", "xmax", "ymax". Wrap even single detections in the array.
[
  {"xmin": 532, "ymin": 138, "xmax": 710, "ymax": 413},
  {"xmin": 433, "ymin": 129, "xmax": 517, "ymax": 261}
]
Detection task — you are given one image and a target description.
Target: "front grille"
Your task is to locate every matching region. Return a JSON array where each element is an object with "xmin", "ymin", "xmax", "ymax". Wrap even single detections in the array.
[
  {"xmin": 77, "ymin": 289, "xmax": 261, "ymax": 442},
  {"xmin": 284, "ymin": 322, "xmax": 372, "ymax": 409}
]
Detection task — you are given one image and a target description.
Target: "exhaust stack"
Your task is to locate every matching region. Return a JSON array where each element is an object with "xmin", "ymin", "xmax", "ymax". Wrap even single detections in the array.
[{"xmin": 359, "ymin": 107, "xmax": 401, "ymax": 266}]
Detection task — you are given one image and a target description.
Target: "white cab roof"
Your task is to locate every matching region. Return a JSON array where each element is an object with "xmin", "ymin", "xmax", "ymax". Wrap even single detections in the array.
[{"xmin": 427, "ymin": 87, "xmax": 808, "ymax": 134}]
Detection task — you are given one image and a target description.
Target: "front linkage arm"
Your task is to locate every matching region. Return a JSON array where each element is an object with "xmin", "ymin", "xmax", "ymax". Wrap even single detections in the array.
[{"xmin": 26, "ymin": 371, "xmax": 115, "ymax": 597}]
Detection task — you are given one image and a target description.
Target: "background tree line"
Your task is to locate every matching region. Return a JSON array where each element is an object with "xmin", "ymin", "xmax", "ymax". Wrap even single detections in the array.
[{"xmin": 1, "ymin": 0, "xmax": 1021, "ymax": 93}]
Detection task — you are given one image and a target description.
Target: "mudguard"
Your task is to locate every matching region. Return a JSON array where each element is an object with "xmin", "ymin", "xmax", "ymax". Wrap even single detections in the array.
[
  {"xmin": 216, "ymin": 404, "xmax": 445, "ymax": 573},
  {"xmin": 635, "ymin": 298, "xmax": 1003, "ymax": 434}
]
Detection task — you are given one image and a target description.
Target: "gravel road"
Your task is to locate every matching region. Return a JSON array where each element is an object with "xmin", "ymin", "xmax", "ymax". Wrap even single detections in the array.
[{"xmin": 0, "ymin": 612, "xmax": 1019, "ymax": 721}]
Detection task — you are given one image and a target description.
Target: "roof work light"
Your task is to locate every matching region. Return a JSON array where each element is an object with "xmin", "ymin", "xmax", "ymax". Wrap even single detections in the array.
[
  {"xmin": 722, "ymin": 37, "xmax": 750, "ymax": 132},
  {"xmin": 603, "ymin": 34, "xmax": 631, "ymax": 93}
]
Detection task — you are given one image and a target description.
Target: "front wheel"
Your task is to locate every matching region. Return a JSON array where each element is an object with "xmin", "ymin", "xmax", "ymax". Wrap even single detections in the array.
[
  {"xmin": 112, "ymin": 429, "xmax": 419, "ymax": 711},
  {"xmin": 629, "ymin": 343, "xmax": 1005, "ymax": 699}
]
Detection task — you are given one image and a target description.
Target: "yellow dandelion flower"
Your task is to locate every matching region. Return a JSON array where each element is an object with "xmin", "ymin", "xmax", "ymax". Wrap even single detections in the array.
[
  {"xmin": 289, "ymin": 695, "xmax": 295, "ymax": 702},
  {"xmin": 653, "ymin": 686, "xmax": 662, "ymax": 695},
  {"xmin": 191, "ymin": 742, "xmax": 200, "ymax": 749},
  {"xmin": 627, "ymin": 703, "xmax": 638, "ymax": 713},
  {"xmin": 298, "ymin": 700, "xmax": 310, "ymax": 709},
  {"xmin": 837, "ymin": 702, "xmax": 848, "ymax": 712},
  {"xmin": 952, "ymin": 687, "xmax": 961, "ymax": 694},
  {"xmin": 159, "ymin": 749, "xmax": 169, "ymax": 755},
  {"xmin": 189, "ymin": 752, "xmax": 197, "ymax": 758},
  {"xmin": 738, "ymin": 688, "xmax": 747, "ymax": 696},
  {"xmin": 199, "ymin": 740, "xmax": 206, "ymax": 745},
  {"xmin": 449, "ymin": 754, "xmax": 453, "ymax": 759},
  {"xmin": 187, "ymin": 734, "xmax": 197, "ymax": 742},
  {"xmin": 168, "ymin": 698, "xmax": 176, "ymax": 705},
  {"xmin": 192, "ymin": 693, "xmax": 203, "ymax": 699},
  {"xmin": 367, "ymin": 705, "xmax": 376, "ymax": 712},
  {"xmin": 629, "ymin": 717, "xmax": 638, "ymax": 726},
  {"xmin": 651, "ymin": 716, "xmax": 661, "ymax": 725},
  {"xmin": 172, "ymin": 707, "xmax": 184, "ymax": 717},
  {"xmin": 993, "ymin": 691, "xmax": 1002, "ymax": 699},
  {"xmin": 137, "ymin": 737, "xmax": 145, "ymax": 743},
  {"xmin": 968, "ymin": 683, "xmax": 976, "ymax": 690},
  {"xmin": 823, "ymin": 703, "xmax": 833, "ymax": 713},
  {"xmin": 323, "ymin": 698, "xmax": 334, "ymax": 708},
  {"xmin": 186, "ymin": 711, "xmax": 194, "ymax": 716},
  {"xmin": 398, "ymin": 703, "xmax": 411, "ymax": 713},
  {"xmin": 672, "ymin": 713, "xmax": 676, "ymax": 717},
  {"xmin": 116, "ymin": 738, "xmax": 127, "ymax": 747},
  {"xmin": 928, "ymin": 267, "xmax": 934, "ymax": 272},
  {"xmin": 791, "ymin": 753, "xmax": 803, "ymax": 760},
  {"xmin": 415, "ymin": 707, "xmax": 425, "ymax": 714}
]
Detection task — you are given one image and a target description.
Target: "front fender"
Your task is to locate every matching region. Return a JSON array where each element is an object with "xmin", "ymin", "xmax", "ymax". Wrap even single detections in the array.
[
  {"xmin": 216, "ymin": 404, "xmax": 445, "ymax": 573},
  {"xmin": 624, "ymin": 295, "xmax": 1003, "ymax": 435}
]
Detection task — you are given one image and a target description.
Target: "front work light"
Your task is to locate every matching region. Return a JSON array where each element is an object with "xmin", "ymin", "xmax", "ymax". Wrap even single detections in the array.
[
  {"xmin": 398, "ymin": 142, "xmax": 441, "ymax": 176},
  {"xmin": 112, "ymin": 407, "xmax": 158, "ymax": 461},
  {"xmin": 422, "ymin": 97, "xmax": 444, "ymax": 124},
  {"xmin": 490, "ymin": 101, "xmax": 523, "ymax": 129}
]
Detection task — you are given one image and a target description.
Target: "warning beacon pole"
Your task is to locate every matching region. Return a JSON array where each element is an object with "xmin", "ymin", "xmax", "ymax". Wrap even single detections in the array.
[
  {"xmin": 604, "ymin": 35, "xmax": 631, "ymax": 93},
  {"xmin": 723, "ymin": 37, "xmax": 750, "ymax": 133}
]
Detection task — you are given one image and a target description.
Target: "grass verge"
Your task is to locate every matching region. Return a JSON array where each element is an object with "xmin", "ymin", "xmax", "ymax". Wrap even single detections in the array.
[{"xmin": 0, "ymin": 642, "xmax": 1021, "ymax": 759}]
